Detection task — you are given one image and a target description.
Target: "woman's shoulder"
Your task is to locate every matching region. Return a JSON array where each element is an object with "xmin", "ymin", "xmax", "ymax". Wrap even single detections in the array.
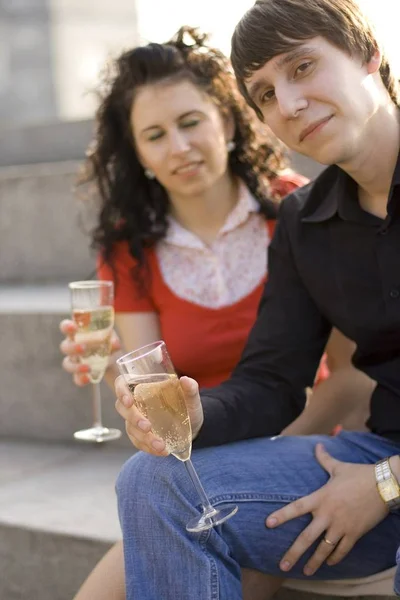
[
  {"xmin": 97, "ymin": 241, "xmax": 158, "ymax": 282},
  {"xmin": 105, "ymin": 240, "xmax": 156, "ymax": 265},
  {"xmin": 270, "ymin": 169, "xmax": 309, "ymax": 199},
  {"xmin": 96, "ymin": 241, "xmax": 160, "ymax": 310}
]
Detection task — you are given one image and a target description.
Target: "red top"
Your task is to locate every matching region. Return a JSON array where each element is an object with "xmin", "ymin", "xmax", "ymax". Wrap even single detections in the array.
[{"xmin": 98, "ymin": 173, "xmax": 309, "ymax": 388}]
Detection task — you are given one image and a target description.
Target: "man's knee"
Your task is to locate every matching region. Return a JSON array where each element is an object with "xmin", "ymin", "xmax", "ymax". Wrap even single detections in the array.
[
  {"xmin": 116, "ymin": 451, "xmax": 187, "ymax": 503},
  {"xmin": 116, "ymin": 452, "xmax": 158, "ymax": 498}
]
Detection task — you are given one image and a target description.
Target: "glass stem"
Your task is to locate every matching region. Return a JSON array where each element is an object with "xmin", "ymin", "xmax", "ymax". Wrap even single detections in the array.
[
  {"xmin": 92, "ymin": 382, "xmax": 103, "ymax": 429},
  {"xmin": 184, "ymin": 459, "xmax": 217, "ymax": 516}
]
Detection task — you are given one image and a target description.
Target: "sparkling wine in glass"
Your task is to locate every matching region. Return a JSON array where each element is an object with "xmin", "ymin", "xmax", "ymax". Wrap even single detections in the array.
[
  {"xmin": 117, "ymin": 341, "xmax": 238, "ymax": 532},
  {"xmin": 69, "ymin": 280, "xmax": 121, "ymax": 443}
]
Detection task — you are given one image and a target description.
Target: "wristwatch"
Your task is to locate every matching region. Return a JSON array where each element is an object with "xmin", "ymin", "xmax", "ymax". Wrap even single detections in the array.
[{"xmin": 375, "ymin": 457, "xmax": 400, "ymax": 510}]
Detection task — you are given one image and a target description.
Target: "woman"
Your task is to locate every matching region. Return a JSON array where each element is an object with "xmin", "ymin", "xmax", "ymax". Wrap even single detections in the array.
[
  {"xmin": 60, "ymin": 25, "xmax": 308, "ymax": 389},
  {"xmin": 59, "ymin": 26, "xmax": 365, "ymax": 600}
]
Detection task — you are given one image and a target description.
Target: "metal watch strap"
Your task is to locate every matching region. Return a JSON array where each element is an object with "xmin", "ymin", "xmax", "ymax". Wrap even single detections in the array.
[{"xmin": 375, "ymin": 457, "xmax": 400, "ymax": 510}]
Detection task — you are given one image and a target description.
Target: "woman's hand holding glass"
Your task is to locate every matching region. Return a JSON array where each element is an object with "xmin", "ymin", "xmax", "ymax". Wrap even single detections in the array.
[
  {"xmin": 114, "ymin": 373, "xmax": 204, "ymax": 457},
  {"xmin": 62, "ymin": 280, "xmax": 122, "ymax": 443},
  {"xmin": 60, "ymin": 320, "xmax": 122, "ymax": 386}
]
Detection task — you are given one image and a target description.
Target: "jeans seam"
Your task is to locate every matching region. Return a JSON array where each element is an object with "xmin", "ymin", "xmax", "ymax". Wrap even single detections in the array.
[
  {"xmin": 199, "ymin": 530, "xmax": 219, "ymax": 600},
  {"xmin": 209, "ymin": 492, "xmax": 302, "ymax": 505}
]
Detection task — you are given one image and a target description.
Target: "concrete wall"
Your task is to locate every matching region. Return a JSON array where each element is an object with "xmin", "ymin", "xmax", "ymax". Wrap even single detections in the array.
[
  {"xmin": 0, "ymin": 161, "xmax": 94, "ymax": 283},
  {"xmin": 0, "ymin": 0, "xmax": 57, "ymax": 125}
]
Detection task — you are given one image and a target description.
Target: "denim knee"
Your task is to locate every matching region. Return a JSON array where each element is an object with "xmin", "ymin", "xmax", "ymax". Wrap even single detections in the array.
[
  {"xmin": 116, "ymin": 451, "xmax": 193, "ymax": 511},
  {"xmin": 116, "ymin": 451, "xmax": 154, "ymax": 500}
]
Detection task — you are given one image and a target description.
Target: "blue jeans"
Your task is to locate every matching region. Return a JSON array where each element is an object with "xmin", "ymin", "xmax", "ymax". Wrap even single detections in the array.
[
  {"xmin": 116, "ymin": 431, "xmax": 400, "ymax": 600},
  {"xmin": 395, "ymin": 546, "xmax": 400, "ymax": 595}
]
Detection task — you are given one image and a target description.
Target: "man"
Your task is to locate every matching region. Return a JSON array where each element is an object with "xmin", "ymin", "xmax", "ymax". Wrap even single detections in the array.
[{"xmin": 115, "ymin": 1, "xmax": 400, "ymax": 599}]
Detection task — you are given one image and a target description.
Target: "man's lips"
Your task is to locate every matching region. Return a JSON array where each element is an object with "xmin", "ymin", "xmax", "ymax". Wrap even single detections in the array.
[{"xmin": 299, "ymin": 116, "xmax": 333, "ymax": 142}]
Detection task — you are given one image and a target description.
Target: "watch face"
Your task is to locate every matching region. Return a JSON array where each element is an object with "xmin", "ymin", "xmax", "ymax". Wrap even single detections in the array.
[{"xmin": 380, "ymin": 480, "xmax": 399, "ymax": 501}]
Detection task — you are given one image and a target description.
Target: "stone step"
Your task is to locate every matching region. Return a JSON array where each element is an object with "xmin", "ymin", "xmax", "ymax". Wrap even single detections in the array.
[
  {"xmin": 0, "ymin": 284, "xmax": 70, "ymax": 313},
  {"xmin": 0, "ymin": 120, "xmax": 93, "ymax": 168},
  {"xmin": 0, "ymin": 285, "xmax": 131, "ymax": 449},
  {"xmin": 276, "ymin": 591, "xmax": 395, "ymax": 600},
  {"xmin": 0, "ymin": 439, "xmax": 132, "ymax": 600}
]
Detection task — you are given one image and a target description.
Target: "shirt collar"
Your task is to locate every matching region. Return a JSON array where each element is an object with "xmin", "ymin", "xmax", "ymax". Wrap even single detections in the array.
[
  {"xmin": 164, "ymin": 181, "xmax": 259, "ymax": 249},
  {"xmin": 301, "ymin": 165, "xmax": 345, "ymax": 223},
  {"xmin": 301, "ymin": 147, "xmax": 400, "ymax": 225},
  {"xmin": 392, "ymin": 146, "xmax": 400, "ymax": 186},
  {"xmin": 388, "ymin": 147, "xmax": 400, "ymax": 218},
  {"xmin": 220, "ymin": 181, "xmax": 260, "ymax": 234}
]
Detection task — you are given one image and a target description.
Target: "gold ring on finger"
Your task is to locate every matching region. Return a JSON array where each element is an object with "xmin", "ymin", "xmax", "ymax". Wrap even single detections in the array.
[{"xmin": 323, "ymin": 536, "xmax": 337, "ymax": 547}]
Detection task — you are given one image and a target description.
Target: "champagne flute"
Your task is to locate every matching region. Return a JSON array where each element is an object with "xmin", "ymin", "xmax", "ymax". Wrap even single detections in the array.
[
  {"xmin": 117, "ymin": 341, "xmax": 238, "ymax": 532},
  {"xmin": 69, "ymin": 280, "xmax": 122, "ymax": 443}
]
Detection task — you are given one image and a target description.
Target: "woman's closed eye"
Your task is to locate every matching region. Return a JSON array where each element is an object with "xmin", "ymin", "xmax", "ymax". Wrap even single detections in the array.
[
  {"xmin": 147, "ymin": 130, "xmax": 164, "ymax": 142},
  {"xmin": 180, "ymin": 117, "xmax": 201, "ymax": 129},
  {"xmin": 146, "ymin": 118, "xmax": 201, "ymax": 141}
]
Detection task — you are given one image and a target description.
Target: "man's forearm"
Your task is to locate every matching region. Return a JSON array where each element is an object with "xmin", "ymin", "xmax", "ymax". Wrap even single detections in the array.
[{"xmin": 195, "ymin": 377, "xmax": 305, "ymax": 448}]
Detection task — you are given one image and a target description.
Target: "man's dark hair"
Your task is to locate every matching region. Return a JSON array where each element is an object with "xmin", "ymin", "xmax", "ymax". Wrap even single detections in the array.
[{"xmin": 231, "ymin": 0, "xmax": 400, "ymax": 119}]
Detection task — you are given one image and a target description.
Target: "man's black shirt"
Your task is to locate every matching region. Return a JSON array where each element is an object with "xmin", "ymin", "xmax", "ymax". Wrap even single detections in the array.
[{"xmin": 195, "ymin": 158, "xmax": 400, "ymax": 447}]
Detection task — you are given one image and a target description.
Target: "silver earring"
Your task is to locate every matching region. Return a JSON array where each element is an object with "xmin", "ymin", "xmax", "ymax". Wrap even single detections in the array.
[
  {"xmin": 226, "ymin": 140, "xmax": 236, "ymax": 153},
  {"xmin": 145, "ymin": 168, "xmax": 155, "ymax": 179}
]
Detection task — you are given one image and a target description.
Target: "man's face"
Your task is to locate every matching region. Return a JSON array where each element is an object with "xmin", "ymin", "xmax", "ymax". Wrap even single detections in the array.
[{"xmin": 245, "ymin": 37, "xmax": 381, "ymax": 166}]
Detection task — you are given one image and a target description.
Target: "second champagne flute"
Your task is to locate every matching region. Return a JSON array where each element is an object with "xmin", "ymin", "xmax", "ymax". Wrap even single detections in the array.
[
  {"xmin": 69, "ymin": 280, "xmax": 121, "ymax": 443},
  {"xmin": 117, "ymin": 341, "xmax": 238, "ymax": 532}
]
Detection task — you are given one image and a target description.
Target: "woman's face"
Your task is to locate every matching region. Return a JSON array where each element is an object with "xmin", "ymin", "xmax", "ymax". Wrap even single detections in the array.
[{"xmin": 130, "ymin": 79, "xmax": 234, "ymax": 198}]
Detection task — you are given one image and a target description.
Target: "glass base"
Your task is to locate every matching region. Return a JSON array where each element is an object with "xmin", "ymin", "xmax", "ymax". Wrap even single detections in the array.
[
  {"xmin": 186, "ymin": 503, "xmax": 238, "ymax": 533},
  {"xmin": 73, "ymin": 426, "xmax": 122, "ymax": 443}
]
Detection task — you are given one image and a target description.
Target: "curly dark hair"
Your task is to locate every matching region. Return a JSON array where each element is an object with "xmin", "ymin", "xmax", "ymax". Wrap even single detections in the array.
[{"xmin": 79, "ymin": 26, "xmax": 289, "ymax": 284}]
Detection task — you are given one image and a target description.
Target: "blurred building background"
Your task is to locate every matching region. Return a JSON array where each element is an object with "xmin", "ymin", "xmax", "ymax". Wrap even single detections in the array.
[{"xmin": 0, "ymin": 1, "xmax": 399, "ymax": 598}]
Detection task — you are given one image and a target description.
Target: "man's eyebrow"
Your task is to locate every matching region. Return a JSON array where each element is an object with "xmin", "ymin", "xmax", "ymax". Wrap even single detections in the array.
[
  {"xmin": 247, "ymin": 79, "xmax": 267, "ymax": 104},
  {"xmin": 246, "ymin": 46, "xmax": 318, "ymax": 103},
  {"xmin": 275, "ymin": 46, "xmax": 317, "ymax": 70}
]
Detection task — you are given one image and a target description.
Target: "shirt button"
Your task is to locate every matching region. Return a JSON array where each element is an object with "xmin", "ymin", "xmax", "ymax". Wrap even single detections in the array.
[
  {"xmin": 390, "ymin": 289, "xmax": 400, "ymax": 299},
  {"xmin": 379, "ymin": 228, "xmax": 389, "ymax": 235}
]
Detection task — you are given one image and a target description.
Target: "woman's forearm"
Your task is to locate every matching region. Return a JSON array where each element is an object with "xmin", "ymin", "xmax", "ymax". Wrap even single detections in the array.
[{"xmin": 282, "ymin": 367, "xmax": 376, "ymax": 436}]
